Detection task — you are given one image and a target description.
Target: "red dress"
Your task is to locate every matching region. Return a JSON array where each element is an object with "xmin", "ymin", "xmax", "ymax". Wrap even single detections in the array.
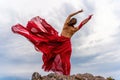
[{"xmin": 11, "ymin": 16, "xmax": 72, "ymax": 75}]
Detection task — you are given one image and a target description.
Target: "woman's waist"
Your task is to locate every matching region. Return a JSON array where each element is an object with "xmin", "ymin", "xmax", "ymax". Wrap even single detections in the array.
[{"xmin": 60, "ymin": 34, "xmax": 72, "ymax": 39}]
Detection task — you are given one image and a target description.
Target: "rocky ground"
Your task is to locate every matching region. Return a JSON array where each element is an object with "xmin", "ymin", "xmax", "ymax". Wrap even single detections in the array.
[{"xmin": 31, "ymin": 72, "xmax": 115, "ymax": 80}]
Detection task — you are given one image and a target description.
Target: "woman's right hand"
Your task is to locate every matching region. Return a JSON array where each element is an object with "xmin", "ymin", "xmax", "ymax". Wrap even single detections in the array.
[{"xmin": 78, "ymin": 9, "xmax": 83, "ymax": 13}]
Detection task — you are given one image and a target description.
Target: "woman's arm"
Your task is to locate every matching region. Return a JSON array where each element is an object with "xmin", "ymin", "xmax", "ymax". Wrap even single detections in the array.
[
  {"xmin": 69, "ymin": 9, "xmax": 83, "ymax": 17},
  {"xmin": 64, "ymin": 9, "xmax": 83, "ymax": 25},
  {"xmin": 78, "ymin": 14, "xmax": 93, "ymax": 29}
]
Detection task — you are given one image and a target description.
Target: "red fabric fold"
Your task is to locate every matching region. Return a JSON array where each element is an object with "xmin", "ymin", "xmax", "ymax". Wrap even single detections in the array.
[{"xmin": 11, "ymin": 16, "xmax": 72, "ymax": 75}]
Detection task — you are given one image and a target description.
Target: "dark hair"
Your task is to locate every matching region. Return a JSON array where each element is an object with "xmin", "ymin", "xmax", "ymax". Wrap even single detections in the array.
[{"xmin": 68, "ymin": 18, "xmax": 77, "ymax": 26}]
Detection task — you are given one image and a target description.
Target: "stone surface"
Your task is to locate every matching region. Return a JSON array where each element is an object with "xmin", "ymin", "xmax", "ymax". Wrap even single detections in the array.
[{"xmin": 31, "ymin": 72, "xmax": 114, "ymax": 80}]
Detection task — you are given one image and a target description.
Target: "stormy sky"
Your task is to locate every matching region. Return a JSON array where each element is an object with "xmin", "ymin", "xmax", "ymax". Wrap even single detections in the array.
[{"xmin": 0, "ymin": 0, "xmax": 120, "ymax": 80}]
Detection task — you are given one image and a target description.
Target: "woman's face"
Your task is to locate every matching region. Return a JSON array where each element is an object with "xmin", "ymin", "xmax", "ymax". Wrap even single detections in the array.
[{"xmin": 68, "ymin": 18, "xmax": 77, "ymax": 26}]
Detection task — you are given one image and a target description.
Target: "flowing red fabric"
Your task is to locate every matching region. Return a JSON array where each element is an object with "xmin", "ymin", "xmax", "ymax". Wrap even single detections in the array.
[{"xmin": 11, "ymin": 16, "xmax": 72, "ymax": 75}]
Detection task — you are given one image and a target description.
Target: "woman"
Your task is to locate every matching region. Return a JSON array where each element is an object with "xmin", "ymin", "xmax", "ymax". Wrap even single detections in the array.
[
  {"xmin": 61, "ymin": 9, "xmax": 92, "ymax": 38},
  {"xmin": 11, "ymin": 9, "xmax": 92, "ymax": 75}
]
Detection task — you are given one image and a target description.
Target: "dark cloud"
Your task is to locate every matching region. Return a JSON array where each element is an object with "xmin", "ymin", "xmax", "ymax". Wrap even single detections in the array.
[
  {"xmin": 71, "ymin": 53, "xmax": 99, "ymax": 65},
  {"xmin": 0, "ymin": 76, "xmax": 27, "ymax": 80}
]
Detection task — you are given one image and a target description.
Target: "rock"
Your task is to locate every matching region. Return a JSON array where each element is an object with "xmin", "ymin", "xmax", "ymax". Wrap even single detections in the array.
[
  {"xmin": 32, "ymin": 72, "xmax": 42, "ymax": 80},
  {"xmin": 95, "ymin": 76, "xmax": 106, "ymax": 80},
  {"xmin": 75, "ymin": 73, "xmax": 93, "ymax": 80},
  {"xmin": 31, "ymin": 72, "xmax": 114, "ymax": 80}
]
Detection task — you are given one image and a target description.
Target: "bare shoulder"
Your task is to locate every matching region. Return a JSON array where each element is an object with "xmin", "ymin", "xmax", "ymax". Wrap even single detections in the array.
[
  {"xmin": 63, "ymin": 23, "xmax": 69, "ymax": 29},
  {"xmin": 73, "ymin": 27, "xmax": 79, "ymax": 32}
]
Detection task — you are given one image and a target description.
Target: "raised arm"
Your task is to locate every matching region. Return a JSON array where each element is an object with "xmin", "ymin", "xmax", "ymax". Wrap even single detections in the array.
[
  {"xmin": 69, "ymin": 9, "xmax": 83, "ymax": 17},
  {"xmin": 77, "ymin": 14, "xmax": 93, "ymax": 30},
  {"xmin": 65, "ymin": 9, "xmax": 83, "ymax": 24}
]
